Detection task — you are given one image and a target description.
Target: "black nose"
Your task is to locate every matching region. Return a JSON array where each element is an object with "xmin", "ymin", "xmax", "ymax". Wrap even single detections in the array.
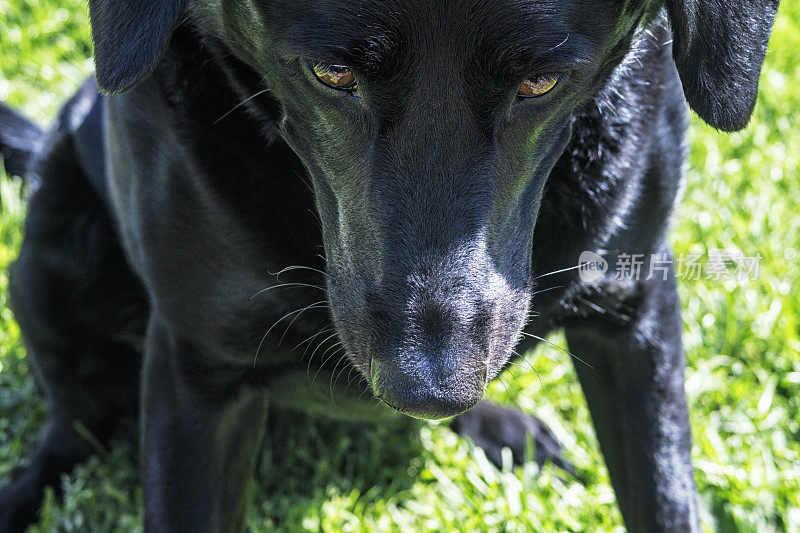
[{"xmin": 370, "ymin": 358, "xmax": 486, "ymax": 419}]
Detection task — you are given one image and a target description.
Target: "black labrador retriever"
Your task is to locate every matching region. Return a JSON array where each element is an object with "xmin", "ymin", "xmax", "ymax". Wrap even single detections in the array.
[{"xmin": 0, "ymin": 0, "xmax": 778, "ymax": 531}]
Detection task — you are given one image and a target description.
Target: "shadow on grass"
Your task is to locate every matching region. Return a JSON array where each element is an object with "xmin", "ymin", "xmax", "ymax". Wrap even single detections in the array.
[
  {"xmin": 251, "ymin": 407, "xmax": 425, "ymax": 530},
  {"xmin": 4, "ymin": 384, "xmax": 426, "ymax": 531}
]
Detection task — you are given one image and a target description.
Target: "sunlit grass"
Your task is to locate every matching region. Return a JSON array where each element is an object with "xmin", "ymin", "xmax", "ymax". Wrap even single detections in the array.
[{"xmin": 1, "ymin": 0, "xmax": 798, "ymax": 530}]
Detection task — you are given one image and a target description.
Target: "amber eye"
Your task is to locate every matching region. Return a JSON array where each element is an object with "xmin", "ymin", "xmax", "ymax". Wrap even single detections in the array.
[
  {"xmin": 313, "ymin": 64, "xmax": 357, "ymax": 90},
  {"xmin": 517, "ymin": 75, "xmax": 559, "ymax": 98}
]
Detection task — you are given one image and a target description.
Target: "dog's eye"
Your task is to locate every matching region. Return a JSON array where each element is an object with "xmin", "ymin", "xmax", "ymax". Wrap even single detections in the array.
[
  {"xmin": 517, "ymin": 75, "xmax": 559, "ymax": 98},
  {"xmin": 313, "ymin": 64, "xmax": 357, "ymax": 90}
]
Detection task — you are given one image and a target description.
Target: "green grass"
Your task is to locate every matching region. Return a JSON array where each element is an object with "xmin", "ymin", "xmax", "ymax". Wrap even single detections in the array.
[{"xmin": 1, "ymin": 1, "xmax": 799, "ymax": 531}]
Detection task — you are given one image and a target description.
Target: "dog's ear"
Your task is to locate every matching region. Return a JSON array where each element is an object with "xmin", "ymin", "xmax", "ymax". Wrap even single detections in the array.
[
  {"xmin": 665, "ymin": 0, "xmax": 779, "ymax": 132},
  {"xmin": 88, "ymin": 0, "xmax": 184, "ymax": 94}
]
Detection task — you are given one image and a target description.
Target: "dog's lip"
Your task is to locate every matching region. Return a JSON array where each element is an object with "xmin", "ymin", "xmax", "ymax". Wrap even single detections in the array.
[
  {"xmin": 368, "ymin": 358, "xmax": 486, "ymax": 420},
  {"xmin": 373, "ymin": 393, "xmax": 477, "ymax": 420},
  {"xmin": 374, "ymin": 395, "xmax": 424, "ymax": 419}
]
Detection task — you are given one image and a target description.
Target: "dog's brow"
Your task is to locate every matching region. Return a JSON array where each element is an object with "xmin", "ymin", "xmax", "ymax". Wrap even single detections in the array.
[
  {"xmin": 279, "ymin": 41, "xmax": 352, "ymax": 65},
  {"xmin": 471, "ymin": 31, "xmax": 598, "ymax": 87},
  {"xmin": 280, "ymin": 25, "xmax": 401, "ymax": 75}
]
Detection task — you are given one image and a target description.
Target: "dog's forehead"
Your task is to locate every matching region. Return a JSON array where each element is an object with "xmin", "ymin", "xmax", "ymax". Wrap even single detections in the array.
[{"xmin": 262, "ymin": 0, "xmax": 626, "ymax": 72}]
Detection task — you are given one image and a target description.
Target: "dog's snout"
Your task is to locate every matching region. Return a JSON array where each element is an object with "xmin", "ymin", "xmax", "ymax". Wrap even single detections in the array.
[
  {"xmin": 326, "ymin": 251, "xmax": 532, "ymax": 420},
  {"xmin": 330, "ymin": 247, "xmax": 530, "ymax": 420},
  {"xmin": 360, "ymin": 288, "xmax": 499, "ymax": 419}
]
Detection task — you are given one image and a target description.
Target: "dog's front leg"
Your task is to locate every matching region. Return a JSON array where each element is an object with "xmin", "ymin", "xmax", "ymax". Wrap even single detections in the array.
[
  {"xmin": 141, "ymin": 319, "xmax": 268, "ymax": 533},
  {"xmin": 563, "ymin": 261, "xmax": 699, "ymax": 532}
]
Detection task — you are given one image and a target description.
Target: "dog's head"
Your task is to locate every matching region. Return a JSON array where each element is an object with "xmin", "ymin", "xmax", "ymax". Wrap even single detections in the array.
[{"xmin": 89, "ymin": 0, "xmax": 777, "ymax": 419}]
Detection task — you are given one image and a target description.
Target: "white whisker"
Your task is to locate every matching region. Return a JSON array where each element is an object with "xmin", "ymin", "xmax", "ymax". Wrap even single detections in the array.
[
  {"xmin": 547, "ymin": 34, "xmax": 570, "ymax": 52},
  {"xmin": 307, "ymin": 332, "xmax": 340, "ymax": 380},
  {"xmin": 292, "ymin": 325, "xmax": 334, "ymax": 353},
  {"xmin": 250, "ymin": 282, "xmax": 326, "ymax": 300},
  {"xmin": 269, "ymin": 265, "xmax": 330, "ymax": 280},
  {"xmin": 532, "ymin": 263, "xmax": 582, "ymax": 281},
  {"xmin": 511, "ymin": 349, "xmax": 549, "ymax": 385},
  {"xmin": 518, "ymin": 331, "xmax": 593, "ymax": 369},
  {"xmin": 279, "ymin": 303, "xmax": 329, "ymax": 346},
  {"xmin": 531, "ymin": 284, "xmax": 565, "ymax": 297},
  {"xmin": 213, "ymin": 88, "xmax": 270, "ymax": 125}
]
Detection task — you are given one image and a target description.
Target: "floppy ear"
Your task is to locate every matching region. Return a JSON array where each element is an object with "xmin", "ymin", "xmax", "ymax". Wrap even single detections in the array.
[
  {"xmin": 665, "ymin": 0, "xmax": 779, "ymax": 132},
  {"xmin": 88, "ymin": 0, "xmax": 185, "ymax": 94}
]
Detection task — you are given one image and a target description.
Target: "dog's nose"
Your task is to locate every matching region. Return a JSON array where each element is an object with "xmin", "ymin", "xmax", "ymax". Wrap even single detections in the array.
[{"xmin": 370, "ymin": 357, "xmax": 486, "ymax": 419}]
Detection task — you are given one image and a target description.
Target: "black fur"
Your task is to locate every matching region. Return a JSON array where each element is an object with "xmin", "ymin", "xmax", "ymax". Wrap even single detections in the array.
[
  {"xmin": 89, "ymin": 0, "xmax": 185, "ymax": 93},
  {"xmin": 0, "ymin": 0, "xmax": 777, "ymax": 531},
  {"xmin": 665, "ymin": 0, "xmax": 780, "ymax": 131},
  {"xmin": 0, "ymin": 104, "xmax": 43, "ymax": 179}
]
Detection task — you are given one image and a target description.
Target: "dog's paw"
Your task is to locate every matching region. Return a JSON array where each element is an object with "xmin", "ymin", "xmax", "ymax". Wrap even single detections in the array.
[{"xmin": 451, "ymin": 400, "xmax": 575, "ymax": 476}]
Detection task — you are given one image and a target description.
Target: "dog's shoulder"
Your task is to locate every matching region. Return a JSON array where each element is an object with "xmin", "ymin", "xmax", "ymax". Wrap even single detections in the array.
[{"xmin": 531, "ymin": 16, "xmax": 687, "ymax": 318}]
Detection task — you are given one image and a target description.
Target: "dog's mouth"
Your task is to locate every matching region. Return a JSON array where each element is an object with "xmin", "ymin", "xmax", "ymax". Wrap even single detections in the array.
[{"xmin": 368, "ymin": 356, "xmax": 489, "ymax": 420}]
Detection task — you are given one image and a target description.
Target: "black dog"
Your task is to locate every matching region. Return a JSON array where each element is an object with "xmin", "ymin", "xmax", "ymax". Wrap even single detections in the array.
[{"xmin": 0, "ymin": 0, "xmax": 778, "ymax": 531}]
